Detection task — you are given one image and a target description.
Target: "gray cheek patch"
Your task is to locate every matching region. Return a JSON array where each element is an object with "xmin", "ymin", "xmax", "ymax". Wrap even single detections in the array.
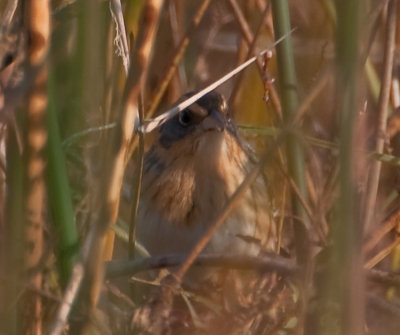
[{"xmin": 159, "ymin": 117, "xmax": 194, "ymax": 148}]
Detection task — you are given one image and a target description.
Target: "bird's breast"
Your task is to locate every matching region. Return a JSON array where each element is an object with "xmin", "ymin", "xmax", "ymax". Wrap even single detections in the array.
[{"xmin": 136, "ymin": 133, "xmax": 273, "ymax": 257}]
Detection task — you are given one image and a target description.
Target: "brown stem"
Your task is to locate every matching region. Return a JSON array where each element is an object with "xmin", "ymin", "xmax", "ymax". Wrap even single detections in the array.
[
  {"xmin": 21, "ymin": 0, "xmax": 50, "ymax": 334},
  {"xmin": 364, "ymin": 0, "xmax": 398, "ymax": 230},
  {"xmin": 364, "ymin": 207, "xmax": 400, "ymax": 254},
  {"xmin": 365, "ymin": 236, "xmax": 400, "ymax": 269}
]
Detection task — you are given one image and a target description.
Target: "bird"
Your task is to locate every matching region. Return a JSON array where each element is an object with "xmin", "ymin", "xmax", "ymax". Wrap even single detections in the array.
[{"xmin": 136, "ymin": 91, "xmax": 278, "ymax": 266}]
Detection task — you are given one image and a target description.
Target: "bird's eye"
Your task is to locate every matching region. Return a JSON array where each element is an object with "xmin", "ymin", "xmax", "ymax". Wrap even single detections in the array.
[{"xmin": 178, "ymin": 110, "xmax": 192, "ymax": 127}]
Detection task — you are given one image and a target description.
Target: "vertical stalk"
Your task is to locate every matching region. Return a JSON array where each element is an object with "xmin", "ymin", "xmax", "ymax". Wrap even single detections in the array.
[
  {"xmin": 270, "ymin": 1, "xmax": 309, "ymax": 333},
  {"xmin": 47, "ymin": 71, "xmax": 79, "ymax": 287},
  {"xmin": 21, "ymin": 0, "xmax": 50, "ymax": 333},
  {"xmin": 270, "ymin": 0, "xmax": 308, "ymax": 245},
  {"xmin": 128, "ymin": 95, "xmax": 144, "ymax": 259},
  {"xmin": 337, "ymin": 1, "xmax": 364, "ymax": 333},
  {"xmin": 320, "ymin": 1, "xmax": 365, "ymax": 334}
]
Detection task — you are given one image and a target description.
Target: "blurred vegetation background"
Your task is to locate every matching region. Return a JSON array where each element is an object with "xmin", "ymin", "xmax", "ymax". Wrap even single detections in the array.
[{"xmin": 0, "ymin": 0, "xmax": 400, "ymax": 334}]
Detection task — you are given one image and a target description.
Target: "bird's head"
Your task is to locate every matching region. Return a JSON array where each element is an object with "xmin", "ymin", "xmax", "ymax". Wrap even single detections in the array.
[{"xmin": 157, "ymin": 91, "xmax": 237, "ymax": 162}]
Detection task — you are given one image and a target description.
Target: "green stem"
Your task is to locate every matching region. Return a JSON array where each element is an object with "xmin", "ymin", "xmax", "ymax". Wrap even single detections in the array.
[
  {"xmin": 270, "ymin": 0, "xmax": 308, "ymax": 254},
  {"xmin": 320, "ymin": 1, "xmax": 365, "ymax": 334},
  {"xmin": 270, "ymin": 1, "xmax": 310, "ymax": 333},
  {"xmin": 47, "ymin": 71, "xmax": 79, "ymax": 287}
]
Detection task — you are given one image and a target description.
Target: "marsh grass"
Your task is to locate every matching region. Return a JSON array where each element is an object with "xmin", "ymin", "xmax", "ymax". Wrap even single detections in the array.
[{"xmin": 0, "ymin": 0, "xmax": 399, "ymax": 334}]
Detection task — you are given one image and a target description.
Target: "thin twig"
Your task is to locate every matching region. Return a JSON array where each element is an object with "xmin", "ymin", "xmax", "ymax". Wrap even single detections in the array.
[
  {"xmin": 278, "ymin": 166, "xmax": 319, "ymax": 236},
  {"xmin": 364, "ymin": 0, "xmax": 398, "ymax": 230},
  {"xmin": 365, "ymin": 236, "xmax": 400, "ymax": 269},
  {"xmin": 296, "ymin": 67, "xmax": 332, "ymax": 122},
  {"xmin": 367, "ymin": 268, "xmax": 400, "ymax": 287},
  {"xmin": 62, "ymin": 123, "xmax": 117, "ymax": 148},
  {"xmin": 48, "ymin": 221, "xmax": 100, "ymax": 335},
  {"xmin": 364, "ymin": 207, "xmax": 400, "ymax": 253},
  {"xmin": 106, "ymin": 254, "xmax": 298, "ymax": 278},
  {"xmin": 128, "ymin": 94, "xmax": 145, "ymax": 258},
  {"xmin": 307, "ymin": 156, "xmax": 331, "ymax": 236},
  {"xmin": 48, "ymin": 261, "xmax": 85, "ymax": 335}
]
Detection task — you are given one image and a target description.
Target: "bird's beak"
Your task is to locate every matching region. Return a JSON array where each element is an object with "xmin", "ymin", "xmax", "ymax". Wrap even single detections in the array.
[{"xmin": 202, "ymin": 110, "xmax": 225, "ymax": 132}]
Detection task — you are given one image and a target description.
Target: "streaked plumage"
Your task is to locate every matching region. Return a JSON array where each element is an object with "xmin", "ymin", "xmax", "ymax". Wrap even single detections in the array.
[{"xmin": 136, "ymin": 91, "xmax": 277, "ymax": 261}]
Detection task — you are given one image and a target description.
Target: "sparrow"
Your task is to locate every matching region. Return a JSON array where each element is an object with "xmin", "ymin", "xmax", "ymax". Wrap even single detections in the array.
[{"xmin": 136, "ymin": 91, "xmax": 277, "ymax": 264}]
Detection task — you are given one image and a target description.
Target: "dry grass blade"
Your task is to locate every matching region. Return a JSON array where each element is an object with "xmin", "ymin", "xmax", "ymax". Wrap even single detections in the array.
[
  {"xmin": 279, "ymin": 167, "xmax": 317, "ymax": 235},
  {"xmin": 109, "ymin": 0, "xmax": 130, "ymax": 75},
  {"xmin": 296, "ymin": 67, "xmax": 332, "ymax": 122},
  {"xmin": 364, "ymin": 208, "xmax": 400, "ymax": 254},
  {"xmin": 364, "ymin": 0, "xmax": 398, "ymax": 231},
  {"xmin": 365, "ymin": 236, "xmax": 400, "ymax": 269},
  {"xmin": 48, "ymin": 262, "xmax": 85, "ymax": 335},
  {"xmin": 128, "ymin": 95, "xmax": 145, "ymax": 258},
  {"xmin": 49, "ymin": 218, "xmax": 110, "ymax": 335}
]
